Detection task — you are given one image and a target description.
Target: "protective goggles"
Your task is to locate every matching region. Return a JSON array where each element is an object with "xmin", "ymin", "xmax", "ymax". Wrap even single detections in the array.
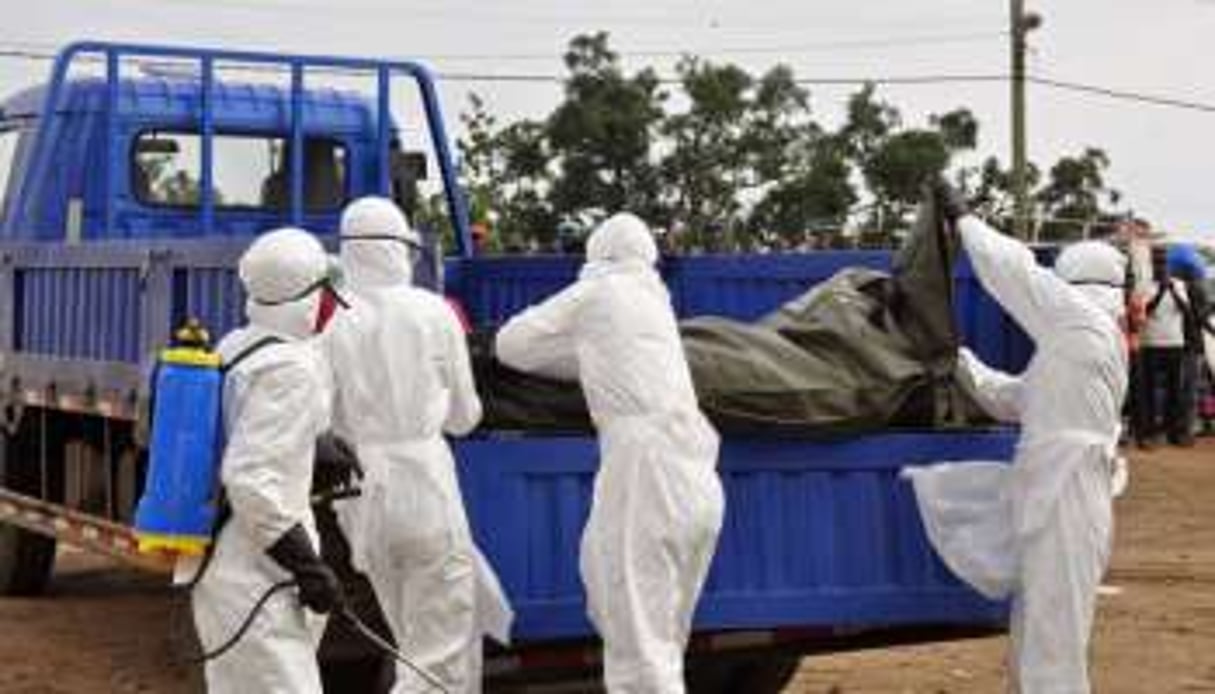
[
  {"xmin": 1068, "ymin": 279, "xmax": 1125, "ymax": 289},
  {"xmin": 252, "ymin": 272, "xmax": 350, "ymax": 310},
  {"xmin": 339, "ymin": 234, "xmax": 423, "ymax": 252}
]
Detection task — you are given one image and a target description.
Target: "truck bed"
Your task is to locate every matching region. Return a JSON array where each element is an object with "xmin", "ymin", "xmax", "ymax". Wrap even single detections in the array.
[
  {"xmin": 1, "ymin": 241, "xmax": 1021, "ymax": 654},
  {"xmin": 458, "ymin": 430, "xmax": 1014, "ymax": 643},
  {"xmin": 2, "ymin": 244, "xmax": 1033, "ymax": 418}
]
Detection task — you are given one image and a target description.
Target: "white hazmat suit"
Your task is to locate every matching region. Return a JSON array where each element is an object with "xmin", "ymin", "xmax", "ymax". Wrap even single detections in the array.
[
  {"xmin": 191, "ymin": 227, "xmax": 335, "ymax": 694},
  {"xmin": 904, "ymin": 217, "xmax": 1127, "ymax": 693},
  {"xmin": 325, "ymin": 197, "xmax": 512, "ymax": 693},
  {"xmin": 496, "ymin": 213, "xmax": 725, "ymax": 694}
]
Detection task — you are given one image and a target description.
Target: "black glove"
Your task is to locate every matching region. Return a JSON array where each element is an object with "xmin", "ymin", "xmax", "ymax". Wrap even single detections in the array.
[
  {"xmin": 266, "ymin": 523, "xmax": 344, "ymax": 615},
  {"xmin": 314, "ymin": 433, "xmax": 363, "ymax": 492},
  {"xmin": 931, "ymin": 178, "xmax": 970, "ymax": 225}
]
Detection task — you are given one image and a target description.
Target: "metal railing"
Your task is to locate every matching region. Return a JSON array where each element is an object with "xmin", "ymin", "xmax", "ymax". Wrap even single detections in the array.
[{"xmin": 12, "ymin": 40, "xmax": 473, "ymax": 255}]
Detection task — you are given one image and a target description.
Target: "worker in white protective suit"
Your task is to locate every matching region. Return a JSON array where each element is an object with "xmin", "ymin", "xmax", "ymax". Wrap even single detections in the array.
[
  {"xmin": 496, "ymin": 212, "xmax": 725, "ymax": 693},
  {"xmin": 192, "ymin": 227, "xmax": 343, "ymax": 694},
  {"xmin": 325, "ymin": 197, "xmax": 512, "ymax": 693},
  {"xmin": 904, "ymin": 183, "xmax": 1128, "ymax": 693}
]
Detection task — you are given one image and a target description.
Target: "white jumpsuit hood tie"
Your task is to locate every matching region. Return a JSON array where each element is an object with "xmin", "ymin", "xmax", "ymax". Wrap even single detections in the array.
[
  {"xmin": 903, "ymin": 218, "xmax": 1127, "ymax": 693},
  {"xmin": 496, "ymin": 212, "xmax": 725, "ymax": 694},
  {"xmin": 326, "ymin": 197, "xmax": 512, "ymax": 694}
]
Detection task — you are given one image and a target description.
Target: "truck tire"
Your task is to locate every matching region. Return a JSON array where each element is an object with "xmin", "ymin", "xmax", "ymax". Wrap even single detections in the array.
[
  {"xmin": 0, "ymin": 524, "xmax": 56, "ymax": 596},
  {"xmin": 686, "ymin": 653, "xmax": 801, "ymax": 694},
  {"xmin": 0, "ymin": 432, "xmax": 57, "ymax": 596}
]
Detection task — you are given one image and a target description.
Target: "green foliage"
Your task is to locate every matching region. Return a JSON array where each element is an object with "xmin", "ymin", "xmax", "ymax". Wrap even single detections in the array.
[
  {"xmin": 1035, "ymin": 147, "xmax": 1120, "ymax": 241},
  {"xmin": 456, "ymin": 33, "xmax": 1127, "ymax": 253},
  {"xmin": 139, "ymin": 153, "xmax": 223, "ymax": 206},
  {"xmin": 547, "ymin": 32, "xmax": 665, "ymax": 222}
]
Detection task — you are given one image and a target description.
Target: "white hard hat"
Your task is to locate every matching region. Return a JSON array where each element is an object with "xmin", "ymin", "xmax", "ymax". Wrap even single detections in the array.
[
  {"xmin": 239, "ymin": 227, "xmax": 329, "ymax": 305},
  {"xmin": 1054, "ymin": 240, "xmax": 1126, "ymax": 288},
  {"xmin": 586, "ymin": 212, "xmax": 658, "ymax": 265},
  {"xmin": 339, "ymin": 196, "xmax": 421, "ymax": 246}
]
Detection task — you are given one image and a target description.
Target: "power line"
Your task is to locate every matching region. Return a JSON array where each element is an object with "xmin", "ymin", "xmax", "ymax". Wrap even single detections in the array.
[
  {"xmin": 0, "ymin": 45, "xmax": 1010, "ymax": 86},
  {"xmin": 435, "ymin": 71, "xmax": 1012, "ymax": 86},
  {"xmin": 428, "ymin": 31, "xmax": 1008, "ymax": 62},
  {"xmin": 1030, "ymin": 76, "xmax": 1215, "ymax": 114},
  {"xmin": 6, "ymin": 43, "xmax": 1215, "ymax": 112},
  {"xmin": 0, "ymin": 31, "xmax": 1008, "ymax": 66}
]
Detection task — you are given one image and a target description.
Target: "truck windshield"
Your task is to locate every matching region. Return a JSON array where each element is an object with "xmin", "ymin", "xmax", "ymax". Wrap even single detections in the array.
[{"xmin": 0, "ymin": 124, "xmax": 21, "ymax": 220}]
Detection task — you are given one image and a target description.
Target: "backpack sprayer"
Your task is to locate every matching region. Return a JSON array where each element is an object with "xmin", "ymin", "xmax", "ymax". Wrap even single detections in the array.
[
  {"xmin": 134, "ymin": 319, "xmax": 224, "ymax": 556},
  {"xmin": 131, "ymin": 319, "xmax": 449, "ymax": 693}
]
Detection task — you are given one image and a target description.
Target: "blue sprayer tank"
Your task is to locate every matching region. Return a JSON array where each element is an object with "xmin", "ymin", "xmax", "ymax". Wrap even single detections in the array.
[{"xmin": 133, "ymin": 345, "xmax": 224, "ymax": 555}]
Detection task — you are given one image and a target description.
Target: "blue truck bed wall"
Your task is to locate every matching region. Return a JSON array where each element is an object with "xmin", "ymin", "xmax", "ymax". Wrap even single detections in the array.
[
  {"xmin": 0, "ymin": 240, "xmax": 247, "ymax": 412},
  {"xmin": 458, "ymin": 431, "xmax": 1015, "ymax": 640},
  {"xmin": 0, "ymin": 245, "xmax": 1033, "ymax": 414},
  {"xmin": 446, "ymin": 251, "xmax": 1033, "ymax": 372}
]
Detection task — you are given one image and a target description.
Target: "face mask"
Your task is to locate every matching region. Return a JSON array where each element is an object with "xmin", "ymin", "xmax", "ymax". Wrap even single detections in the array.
[
  {"xmin": 313, "ymin": 284, "xmax": 350, "ymax": 334},
  {"xmin": 314, "ymin": 288, "xmax": 337, "ymax": 333}
]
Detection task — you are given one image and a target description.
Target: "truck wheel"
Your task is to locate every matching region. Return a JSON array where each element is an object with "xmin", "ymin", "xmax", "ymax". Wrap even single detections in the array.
[
  {"xmin": 0, "ymin": 433, "xmax": 57, "ymax": 596},
  {"xmin": 686, "ymin": 654, "xmax": 801, "ymax": 694},
  {"xmin": 0, "ymin": 524, "xmax": 55, "ymax": 596}
]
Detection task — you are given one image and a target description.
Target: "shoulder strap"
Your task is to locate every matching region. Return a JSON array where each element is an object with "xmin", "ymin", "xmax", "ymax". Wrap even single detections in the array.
[
  {"xmin": 221, "ymin": 335, "xmax": 286, "ymax": 374},
  {"xmin": 182, "ymin": 335, "xmax": 285, "ymax": 591},
  {"xmin": 1166, "ymin": 280, "xmax": 1191, "ymax": 315},
  {"xmin": 1147, "ymin": 282, "xmax": 1169, "ymax": 314}
]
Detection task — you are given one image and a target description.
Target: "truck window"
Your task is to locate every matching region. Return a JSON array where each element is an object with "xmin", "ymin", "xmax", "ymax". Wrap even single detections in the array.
[
  {"xmin": 0, "ymin": 125, "xmax": 21, "ymax": 220},
  {"xmin": 132, "ymin": 132, "xmax": 347, "ymax": 211}
]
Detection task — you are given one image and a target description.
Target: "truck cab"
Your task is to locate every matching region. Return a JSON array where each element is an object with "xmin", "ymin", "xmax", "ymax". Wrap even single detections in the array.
[{"xmin": 0, "ymin": 74, "xmax": 434, "ymax": 244}]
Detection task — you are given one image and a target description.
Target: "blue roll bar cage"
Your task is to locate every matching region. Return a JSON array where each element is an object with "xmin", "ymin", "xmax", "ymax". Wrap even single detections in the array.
[{"xmin": 13, "ymin": 40, "xmax": 474, "ymax": 256}]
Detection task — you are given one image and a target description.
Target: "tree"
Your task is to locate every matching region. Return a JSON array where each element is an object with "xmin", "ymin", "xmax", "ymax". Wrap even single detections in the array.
[
  {"xmin": 452, "ymin": 35, "xmax": 1131, "ymax": 253},
  {"xmin": 457, "ymin": 93, "xmax": 506, "ymax": 233},
  {"xmin": 742, "ymin": 67, "xmax": 857, "ymax": 250},
  {"xmin": 659, "ymin": 57, "xmax": 753, "ymax": 250},
  {"xmin": 846, "ymin": 99, "xmax": 979, "ymax": 241},
  {"xmin": 138, "ymin": 154, "xmax": 219, "ymax": 206},
  {"xmin": 957, "ymin": 155, "xmax": 1039, "ymax": 231},
  {"xmin": 458, "ymin": 94, "xmax": 556, "ymax": 252},
  {"xmin": 748, "ymin": 141, "xmax": 856, "ymax": 249},
  {"xmin": 746, "ymin": 65, "xmax": 814, "ymax": 182},
  {"xmin": 547, "ymin": 32, "xmax": 666, "ymax": 224},
  {"xmin": 1035, "ymin": 147, "xmax": 1120, "ymax": 241}
]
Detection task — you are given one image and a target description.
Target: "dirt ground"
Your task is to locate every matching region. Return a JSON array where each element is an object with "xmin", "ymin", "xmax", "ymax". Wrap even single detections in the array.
[
  {"xmin": 0, "ymin": 442, "xmax": 1211, "ymax": 693},
  {"xmin": 788, "ymin": 440, "xmax": 1215, "ymax": 694}
]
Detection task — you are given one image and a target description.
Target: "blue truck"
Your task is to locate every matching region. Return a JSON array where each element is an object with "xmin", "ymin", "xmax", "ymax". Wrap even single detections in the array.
[{"xmin": 0, "ymin": 42, "xmax": 1028, "ymax": 691}]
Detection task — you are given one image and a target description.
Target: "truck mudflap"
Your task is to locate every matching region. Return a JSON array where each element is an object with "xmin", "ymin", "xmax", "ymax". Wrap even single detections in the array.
[{"xmin": 0, "ymin": 487, "xmax": 172, "ymax": 574}]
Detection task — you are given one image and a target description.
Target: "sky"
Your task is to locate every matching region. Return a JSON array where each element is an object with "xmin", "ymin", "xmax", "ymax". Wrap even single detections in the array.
[{"xmin": 4, "ymin": 0, "xmax": 1215, "ymax": 237}]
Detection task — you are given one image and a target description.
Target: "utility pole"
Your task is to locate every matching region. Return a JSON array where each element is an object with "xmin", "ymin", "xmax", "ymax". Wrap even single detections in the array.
[{"xmin": 1010, "ymin": 1, "xmax": 1041, "ymax": 239}]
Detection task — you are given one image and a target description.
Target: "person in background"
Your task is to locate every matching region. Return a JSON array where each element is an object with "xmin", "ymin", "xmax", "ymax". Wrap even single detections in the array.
[
  {"xmin": 1114, "ymin": 221, "xmax": 1150, "ymax": 448},
  {"xmin": 1142, "ymin": 245, "xmax": 1192, "ymax": 446},
  {"xmin": 1173, "ymin": 252, "xmax": 1208, "ymax": 444}
]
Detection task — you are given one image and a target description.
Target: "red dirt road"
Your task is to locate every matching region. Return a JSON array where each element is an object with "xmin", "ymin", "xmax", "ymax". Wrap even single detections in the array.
[
  {"xmin": 787, "ymin": 440, "xmax": 1215, "ymax": 693},
  {"xmin": 0, "ymin": 442, "xmax": 1212, "ymax": 693}
]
